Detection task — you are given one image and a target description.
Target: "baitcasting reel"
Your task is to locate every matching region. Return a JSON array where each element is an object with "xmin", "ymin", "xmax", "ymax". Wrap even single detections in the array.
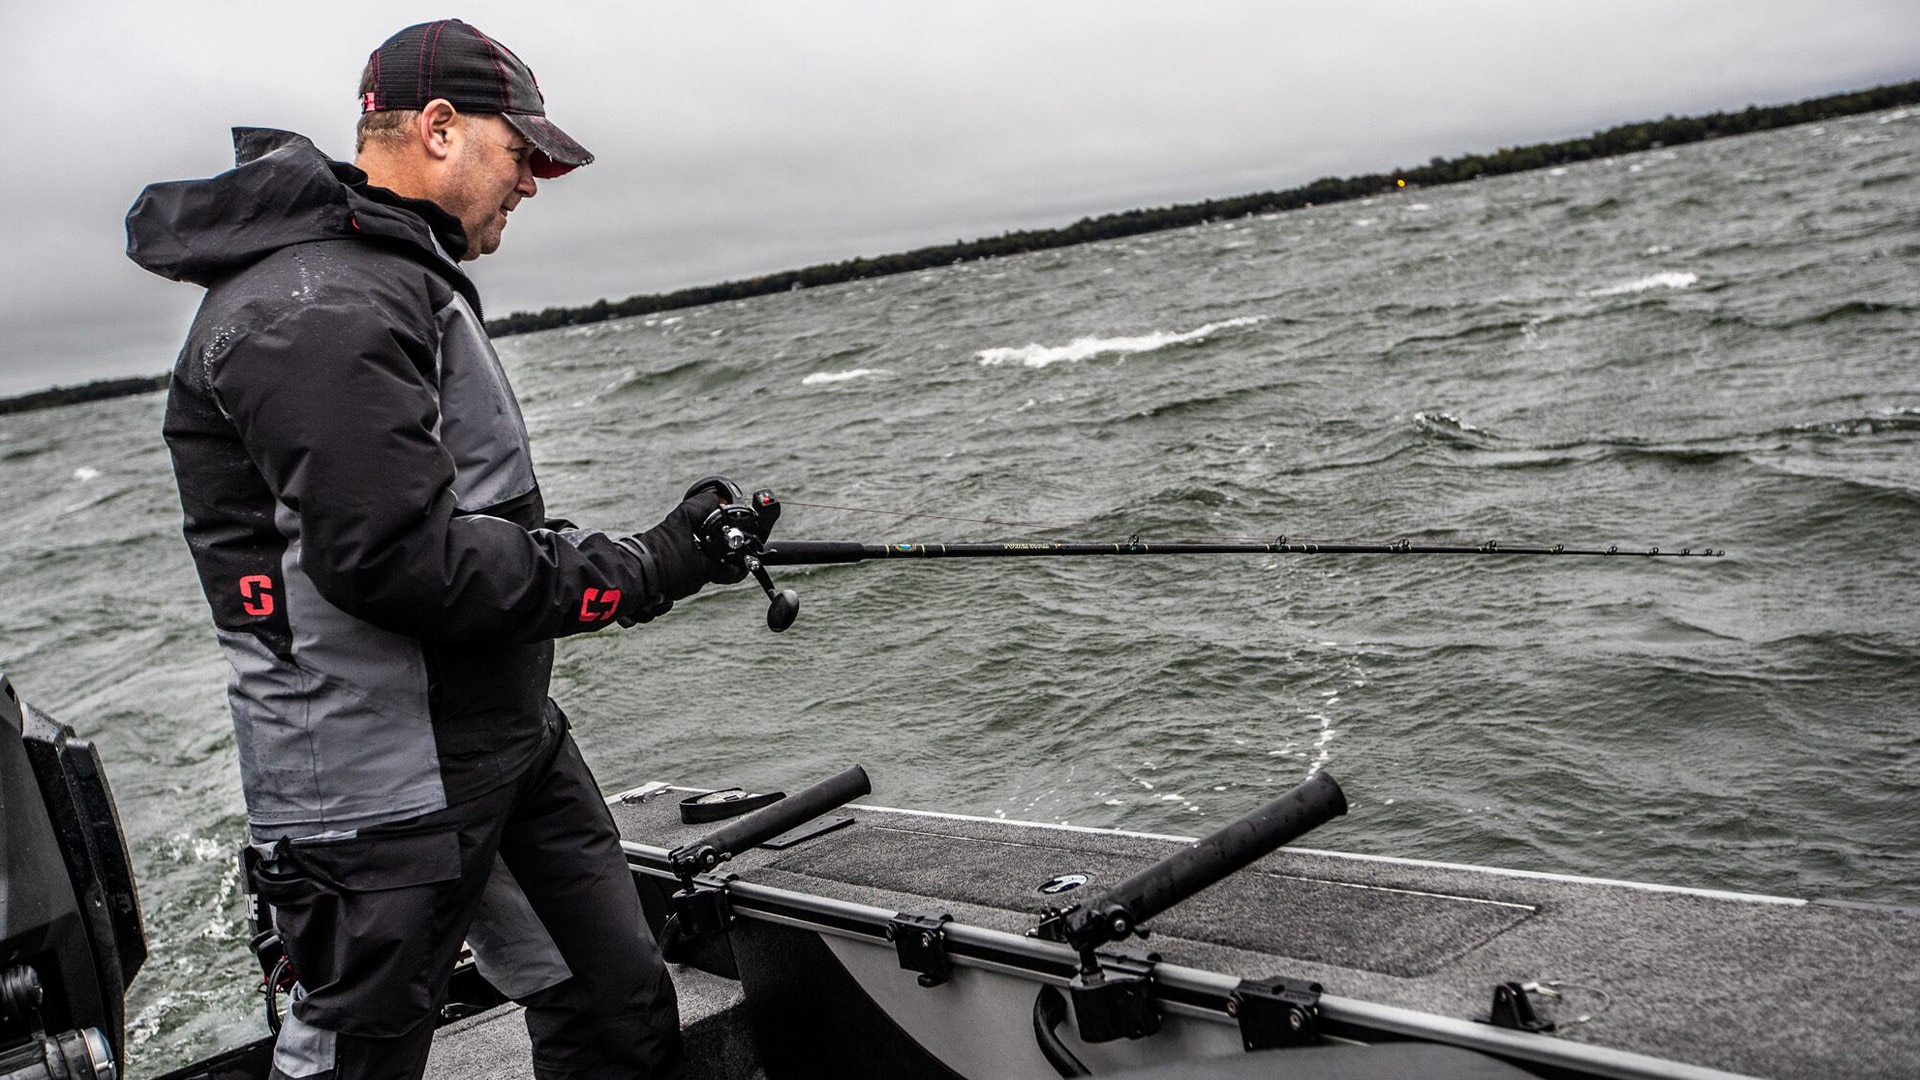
[{"xmin": 692, "ymin": 481, "xmax": 799, "ymax": 631}]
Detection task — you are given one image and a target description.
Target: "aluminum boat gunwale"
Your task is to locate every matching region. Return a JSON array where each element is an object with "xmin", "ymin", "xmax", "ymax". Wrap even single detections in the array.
[{"xmin": 618, "ymin": 790, "xmax": 1780, "ymax": 1080}]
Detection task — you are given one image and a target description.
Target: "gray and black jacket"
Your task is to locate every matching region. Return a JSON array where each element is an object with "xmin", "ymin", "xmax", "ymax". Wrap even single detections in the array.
[{"xmin": 128, "ymin": 129, "xmax": 669, "ymax": 839}]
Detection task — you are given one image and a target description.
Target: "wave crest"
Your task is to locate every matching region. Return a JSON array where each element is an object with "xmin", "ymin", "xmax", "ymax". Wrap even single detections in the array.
[
  {"xmin": 1590, "ymin": 272, "xmax": 1698, "ymax": 297},
  {"xmin": 1412, "ymin": 411, "xmax": 1502, "ymax": 445},
  {"xmin": 801, "ymin": 368, "xmax": 887, "ymax": 386},
  {"xmin": 976, "ymin": 317, "xmax": 1261, "ymax": 369}
]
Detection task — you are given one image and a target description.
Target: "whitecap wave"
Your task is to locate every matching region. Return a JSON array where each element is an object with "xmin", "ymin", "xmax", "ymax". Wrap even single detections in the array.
[
  {"xmin": 976, "ymin": 317, "xmax": 1260, "ymax": 369},
  {"xmin": 1412, "ymin": 411, "xmax": 1486, "ymax": 434},
  {"xmin": 1590, "ymin": 271, "xmax": 1698, "ymax": 297},
  {"xmin": 801, "ymin": 368, "xmax": 886, "ymax": 386},
  {"xmin": 73, "ymin": 467, "xmax": 100, "ymax": 482}
]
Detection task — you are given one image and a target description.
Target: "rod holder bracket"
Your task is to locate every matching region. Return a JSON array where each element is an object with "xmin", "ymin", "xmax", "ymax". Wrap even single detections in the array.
[
  {"xmin": 669, "ymin": 882, "xmax": 734, "ymax": 938},
  {"xmin": 1230, "ymin": 974, "xmax": 1323, "ymax": 1049},
  {"xmin": 1068, "ymin": 951, "xmax": 1161, "ymax": 1043},
  {"xmin": 888, "ymin": 911, "xmax": 954, "ymax": 988}
]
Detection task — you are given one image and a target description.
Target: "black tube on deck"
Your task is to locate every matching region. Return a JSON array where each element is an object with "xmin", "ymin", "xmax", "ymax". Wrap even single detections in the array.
[
  {"xmin": 671, "ymin": 765, "xmax": 871, "ymax": 875},
  {"xmin": 1060, "ymin": 772, "xmax": 1347, "ymax": 953}
]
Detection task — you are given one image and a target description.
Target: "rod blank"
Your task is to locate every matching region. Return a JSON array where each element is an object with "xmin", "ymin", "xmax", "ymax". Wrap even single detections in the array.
[{"xmin": 756, "ymin": 539, "xmax": 1724, "ymax": 565}]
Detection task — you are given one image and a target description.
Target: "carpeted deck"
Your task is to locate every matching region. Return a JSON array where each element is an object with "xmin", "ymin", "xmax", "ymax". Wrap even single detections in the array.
[
  {"xmin": 607, "ymin": 787, "xmax": 1919, "ymax": 1080},
  {"xmin": 426, "ymin": 964, "xmax": 762, "ymax": 1080}
]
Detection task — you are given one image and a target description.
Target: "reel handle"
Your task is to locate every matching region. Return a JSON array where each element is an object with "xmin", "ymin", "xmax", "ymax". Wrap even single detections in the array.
[{"xmin": 747, "ymin": 556, "xmax": 800, "ymax": 632}]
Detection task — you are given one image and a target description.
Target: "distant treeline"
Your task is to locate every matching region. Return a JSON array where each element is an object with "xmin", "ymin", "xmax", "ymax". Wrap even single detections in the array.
[
  {"xmin": 487, "ymin": 77, "xmax": 1920, "ymax": 338},
  {"xmin": 0, "ymin": 374, "xmax": 168, "ymax": 416}
]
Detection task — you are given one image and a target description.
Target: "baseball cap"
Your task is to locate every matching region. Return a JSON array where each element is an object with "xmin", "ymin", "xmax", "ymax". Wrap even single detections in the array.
[{"xmin": 362, "ymin": 19, "xmax": 592, "ymax": 179}]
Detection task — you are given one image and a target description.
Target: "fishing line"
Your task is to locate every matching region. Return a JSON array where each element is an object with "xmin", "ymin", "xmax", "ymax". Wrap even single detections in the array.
[
  {"xmin": 776, "ymin": 499, "xmax": 1705, "ymax": 554},
  {"xmin": 777, "ymin": 498, "xmax": 1074, "ymax": 534},
  {"xmin": 696, "ymin": 488, "xmax": 1725, "ymax": 632}
]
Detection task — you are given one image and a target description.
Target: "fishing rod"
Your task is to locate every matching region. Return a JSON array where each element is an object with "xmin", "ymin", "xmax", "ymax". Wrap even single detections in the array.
[
  {"xmin": 695, "ymin": 487, "xmax": 1724, "ymax": 632},
  {"xmin": 759, "ymin": 538, "xmax": 1725, "ymax": 562}
]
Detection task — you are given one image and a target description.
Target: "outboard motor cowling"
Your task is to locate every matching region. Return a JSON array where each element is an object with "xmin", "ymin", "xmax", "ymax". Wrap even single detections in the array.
[{"xmin": 0, "ymin": 673, "xmax": 145, "ymax": 1080}]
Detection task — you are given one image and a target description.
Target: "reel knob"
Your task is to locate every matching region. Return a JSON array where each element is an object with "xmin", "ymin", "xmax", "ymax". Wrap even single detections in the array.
[{"xmin": 767, "ymin": 588, "xmax": 800, "ymax": 632}]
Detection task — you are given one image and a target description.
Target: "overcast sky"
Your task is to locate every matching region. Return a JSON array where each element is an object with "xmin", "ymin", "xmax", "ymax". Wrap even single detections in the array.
[{"xmin": 1, "ymin": 1, "xmax": 1915, "ymax": 397}]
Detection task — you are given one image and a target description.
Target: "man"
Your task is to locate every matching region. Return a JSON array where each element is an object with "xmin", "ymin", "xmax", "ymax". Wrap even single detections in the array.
[{"xmin": 126, "ymin": 19, "xmax": 725, "ymax": 1080}]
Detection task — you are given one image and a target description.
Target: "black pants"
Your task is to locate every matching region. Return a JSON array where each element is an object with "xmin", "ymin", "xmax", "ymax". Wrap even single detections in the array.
[{"xmin": 255, "ymin": 724, "xmax": 682, "ymax": 1080}]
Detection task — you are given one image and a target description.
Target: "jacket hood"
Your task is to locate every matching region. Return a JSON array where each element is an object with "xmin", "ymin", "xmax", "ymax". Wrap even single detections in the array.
[{"xmin": 126, "ymin": 128, "xmax": 473, "ymax": 290}]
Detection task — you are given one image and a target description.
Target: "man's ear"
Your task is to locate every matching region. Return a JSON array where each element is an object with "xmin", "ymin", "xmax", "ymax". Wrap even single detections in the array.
[{"xmin": 417, "ymin": 99, "xmax": 460, "ymax": 161}]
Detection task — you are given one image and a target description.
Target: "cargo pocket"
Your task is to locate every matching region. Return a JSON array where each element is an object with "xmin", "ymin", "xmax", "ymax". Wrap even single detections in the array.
[{"xmin": 252, "ymin": 828, "xmax": 466, "ymax": 1038}]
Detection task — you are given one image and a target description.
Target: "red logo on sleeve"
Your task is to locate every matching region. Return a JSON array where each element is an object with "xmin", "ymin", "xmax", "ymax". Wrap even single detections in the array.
[
  {"xmin": 579, "ymin": 588, "xmax": 622, "ymax": 624},
  {"xmin": 239, "ymin": 575, "xmax": 276, "ymax": 617}
]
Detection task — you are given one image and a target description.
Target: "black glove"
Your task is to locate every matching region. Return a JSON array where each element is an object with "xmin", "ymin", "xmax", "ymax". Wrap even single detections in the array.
[
  {"xmin": 678, "ymin": 476, "xmax": 753, "ymax": 586},
  {"xmin": 615, "ymin": 483, "xmax": 732, "ymax": 622}
]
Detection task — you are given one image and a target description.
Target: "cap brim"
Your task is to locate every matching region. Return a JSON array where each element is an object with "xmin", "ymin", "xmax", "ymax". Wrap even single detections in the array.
[{"xmin": 503, "ymin": 112, "xmax": 593, "ymax": 179}]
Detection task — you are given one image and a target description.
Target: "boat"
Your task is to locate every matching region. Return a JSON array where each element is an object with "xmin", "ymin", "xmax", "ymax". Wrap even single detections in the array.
[{"xmin": 5, "ymin": 671, "xmax": 1916, "ymax": 1079}]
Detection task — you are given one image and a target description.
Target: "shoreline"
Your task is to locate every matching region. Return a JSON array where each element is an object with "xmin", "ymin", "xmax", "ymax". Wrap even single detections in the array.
[
  {"xmin": 482, "ymin": 77, "xmax": 1920, "ymax": 338},
  {"xmin": 0, "ymin": 374, "xmax": 167, "ymax": 417}
]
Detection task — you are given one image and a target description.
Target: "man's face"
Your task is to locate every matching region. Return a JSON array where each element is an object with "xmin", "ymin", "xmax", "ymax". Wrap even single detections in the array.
[{"xmin": 438, "ymin": 114, "xmax": 537, "ymax": 260}]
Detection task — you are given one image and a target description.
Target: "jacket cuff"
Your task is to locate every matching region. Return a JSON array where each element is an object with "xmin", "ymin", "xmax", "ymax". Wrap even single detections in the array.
[{"xmin": 612, "ymin": 535, "xmax": 675, "ymax": 623}]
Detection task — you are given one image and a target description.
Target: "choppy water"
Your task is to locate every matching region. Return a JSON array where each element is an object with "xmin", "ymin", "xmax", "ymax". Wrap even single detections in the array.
[{"xmin": 4, "ymin": 107, "xmax": 1918, "ymax": 1074}]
